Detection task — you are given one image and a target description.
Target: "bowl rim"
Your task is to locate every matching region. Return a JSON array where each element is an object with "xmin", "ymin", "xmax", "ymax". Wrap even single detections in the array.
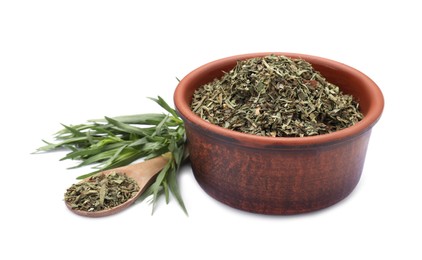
[{"xmin": 174, "ymin": 52, "xmax": 384, "ymax": 147}]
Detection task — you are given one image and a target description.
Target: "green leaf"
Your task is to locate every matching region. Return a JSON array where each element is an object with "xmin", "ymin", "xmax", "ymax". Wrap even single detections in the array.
[
  {"xmin": 128, "ymin": 137, "xmax": 149, "ymax": 147},
  {"xmin": 148, "ymin": 96, "xmax": 179, "ymax": 119},
  {"xmin": 105, "ymin": 117, "xmax": 151, "ymax": 136},
  {"xmin": 150, "ymin": 160, "xmax": 171, "ymax": 214},
  {"xmin": 168, "ymin": 163, "xmax": 188, "ymax": 215},
  {"xmin": 163, "ymin": 180, "xmax": 169, "ymax": 204},
  {"xmin": 154, "ymin": 114, "xmax": 169, "ymax": 137},
  {"xmin": 91, "ymin": 136, "xmax": 124, "ymax": 148},
  {"xmin": 102, "ymin": 144, "xmax": 129, "ymax": 167},
  {"xmin": 60, "ymin": 124, "xmax": 85, "ymax": 137},
  {"xmin": 67, "ymin": 147, "xmax": 134, "ymax": 169},
  {"xmin": 35, "ymin": 137, "xmax": 89, "ymax": 152},
  {"xmin": 90, "ymin": 113, "xmax": 180, "ymax": 126}
]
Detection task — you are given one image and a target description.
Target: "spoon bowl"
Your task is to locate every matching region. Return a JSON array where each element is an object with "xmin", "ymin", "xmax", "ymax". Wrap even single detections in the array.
[{"xmin": 65, "ymin": 154, "xmax": 170, "ymax": 217}]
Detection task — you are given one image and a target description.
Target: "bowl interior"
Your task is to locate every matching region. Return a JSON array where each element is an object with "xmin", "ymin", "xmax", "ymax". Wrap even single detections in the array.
[{"xmin": 175, "ymin": 52, "xmax": 384, "ymax": 147}]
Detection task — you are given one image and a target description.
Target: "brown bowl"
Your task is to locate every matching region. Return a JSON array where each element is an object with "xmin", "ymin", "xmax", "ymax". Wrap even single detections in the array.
[{"xmin": 174, "ymin": 52, "xmax": 384, "ymax": 215}]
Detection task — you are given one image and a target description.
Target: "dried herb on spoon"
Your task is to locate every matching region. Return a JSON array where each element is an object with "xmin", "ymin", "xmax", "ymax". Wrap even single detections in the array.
[{"xmin": 65, "ymin": 172, "xmax": 140, "ymax": 212}]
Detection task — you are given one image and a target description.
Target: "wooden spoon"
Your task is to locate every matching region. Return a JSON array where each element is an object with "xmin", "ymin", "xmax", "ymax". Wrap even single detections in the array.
[{"xmin": 65, "ymin": 154, "xmax": 170, "ymax": 217}]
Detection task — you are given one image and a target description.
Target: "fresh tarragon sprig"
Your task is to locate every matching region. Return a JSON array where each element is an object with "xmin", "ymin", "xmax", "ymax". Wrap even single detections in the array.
[{"xmin": 35, "ymin": 96, "xmax": 188, "ymax": 215}]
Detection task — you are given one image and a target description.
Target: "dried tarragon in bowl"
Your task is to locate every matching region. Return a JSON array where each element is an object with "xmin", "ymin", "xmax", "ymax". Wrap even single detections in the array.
[
  {"xmin": 64, "ymin": 172, "xmax": 140, "ymax": 212},
  {"xmin": 191, "ymin": 55, "xmax": 364, "ymax": 137}
]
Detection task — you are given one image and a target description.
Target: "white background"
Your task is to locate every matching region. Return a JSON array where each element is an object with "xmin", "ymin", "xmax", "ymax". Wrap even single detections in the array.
[{"xmin": 1, "ymin": 1, "xmax": 421, "ymax": 259}]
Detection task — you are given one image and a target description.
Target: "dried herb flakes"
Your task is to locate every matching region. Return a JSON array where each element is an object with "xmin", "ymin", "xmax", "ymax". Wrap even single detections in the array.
[
  {"xmin": 64, "ymin": 172, "xmax": 139, "ymax": 212},
  {"xmin": 191, "ymin": 55, "xmax": 364, "ymax": 137}
]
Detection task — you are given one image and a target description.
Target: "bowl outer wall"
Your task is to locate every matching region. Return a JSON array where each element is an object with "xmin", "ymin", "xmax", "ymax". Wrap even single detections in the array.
[{"xmin": 173, "ymin": 52, "xmax": 384, "ymax": 214}]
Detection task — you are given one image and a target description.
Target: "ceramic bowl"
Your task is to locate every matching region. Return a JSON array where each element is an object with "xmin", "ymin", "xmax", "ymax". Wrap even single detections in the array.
[{"xmin": 174, "ymin": 52, "xmax": 384, "ymax": 214}]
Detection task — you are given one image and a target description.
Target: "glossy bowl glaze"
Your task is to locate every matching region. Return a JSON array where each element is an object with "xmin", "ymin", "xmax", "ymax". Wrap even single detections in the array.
[{"xmin": 174, "ymin": 52, "xmax": 384, "ymax": 214}]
